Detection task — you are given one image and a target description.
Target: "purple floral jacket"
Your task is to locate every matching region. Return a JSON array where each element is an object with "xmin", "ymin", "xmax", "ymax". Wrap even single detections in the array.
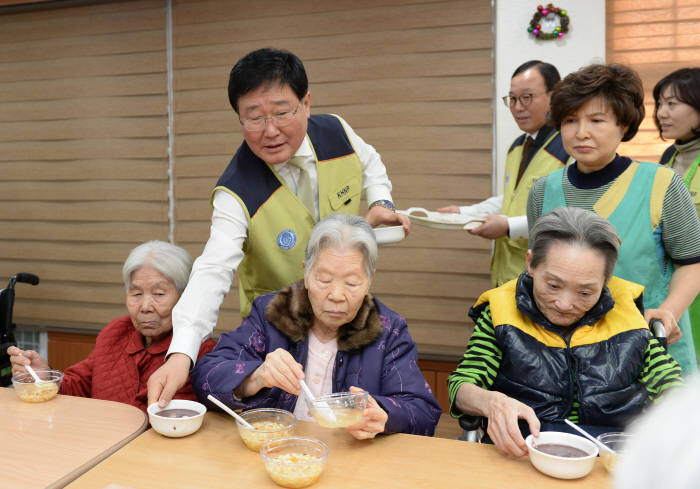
[{"xmin": 191, "ymin": 285, "xmax": 442, "ymax": 436}]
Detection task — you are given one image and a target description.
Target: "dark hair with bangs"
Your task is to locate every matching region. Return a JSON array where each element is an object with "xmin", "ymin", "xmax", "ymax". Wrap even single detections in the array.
[
  {"xmin": 653, "ymin": 67, "xmax": 700, "ymax": 140},
  {"xmin": 228, "ymin": 48, "xmax": 308, "ymax": 114},
  {"xmin": 548, "ymin": 64, "xmax": 645, "ymax": 142}
]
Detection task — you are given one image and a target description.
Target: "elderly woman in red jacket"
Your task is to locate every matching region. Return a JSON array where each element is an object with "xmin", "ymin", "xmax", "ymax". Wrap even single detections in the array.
[{"xmin": 8, "ymin": 240, "xmax": 215, "ymax": 412}]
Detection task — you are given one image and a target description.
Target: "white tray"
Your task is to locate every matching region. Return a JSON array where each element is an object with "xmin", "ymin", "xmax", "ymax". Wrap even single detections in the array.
[{"xmin": 398, "ymin": 207, "xmax": 486, "ymax": 231}]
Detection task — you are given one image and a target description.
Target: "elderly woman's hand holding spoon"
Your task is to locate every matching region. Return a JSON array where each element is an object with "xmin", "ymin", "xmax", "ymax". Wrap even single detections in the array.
[{"xmin": 234, "ymin": 348, "xmax": 305, "ymax": 399}]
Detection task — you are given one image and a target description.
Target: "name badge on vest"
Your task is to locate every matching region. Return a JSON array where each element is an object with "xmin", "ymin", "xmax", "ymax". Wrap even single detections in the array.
[
  {"xmin": 276, "ymin": 229, "xmax": 297, "ymax": 250},
  {"xmin": 505, "ymin": 172, "xmax": 510, "ymax": 185},
  {"xmin": 329, "ymin": 177, "xmax": 361, "ymax": 211}
]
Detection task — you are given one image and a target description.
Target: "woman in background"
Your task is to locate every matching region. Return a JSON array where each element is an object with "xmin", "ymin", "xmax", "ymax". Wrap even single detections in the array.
[{"xmin": 654, "ymin": 67, "xmax": 700, "ymax": 359}]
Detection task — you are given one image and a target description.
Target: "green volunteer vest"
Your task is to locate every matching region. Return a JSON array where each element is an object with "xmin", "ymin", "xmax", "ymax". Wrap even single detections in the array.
[
  {"xmin": 660, "ymin": 145, "xmax": 700, "ymax": 358},
  {"xmin": 491, "ymin": 130, "xmax": 569, "ymax": 286},
  {"xmin": 541, "ymin": 161, "xmax": 697, "ymax": 373},
  {"xmin": 214, "ymin": 114, "xmax": 362, "ymax": 317}
]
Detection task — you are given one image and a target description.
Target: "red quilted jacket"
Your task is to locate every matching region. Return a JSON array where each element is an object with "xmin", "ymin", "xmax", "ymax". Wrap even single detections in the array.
[{"xmin": 59, "ymin": 315, "xmax": 216, "ymax": 412}]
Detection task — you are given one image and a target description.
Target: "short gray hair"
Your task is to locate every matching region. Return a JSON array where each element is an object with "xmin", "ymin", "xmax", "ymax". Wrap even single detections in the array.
[
  {"xmin": 122, "ymin": 241, "xmax": 192, "ymax": 294},
  {"xmin": 530, "ymin": 207, "xmax": 621, "ymax": 282},
  {"xmin": 304, "ymin": 214, "xmax": 378, "ymax": 280}
]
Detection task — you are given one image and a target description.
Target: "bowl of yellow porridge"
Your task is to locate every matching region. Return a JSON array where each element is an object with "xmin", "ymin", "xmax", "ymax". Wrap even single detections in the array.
[
  {"xmin": 235, "ymin": 408, "xmax": 297, "ymax": 451},
  {"xmin": 260, "ymin": 437, "xmax": 329, "ymax": 488},
  {"xmin": 12, "ymin": 369, "xmax": 63, "ymax": 403}
]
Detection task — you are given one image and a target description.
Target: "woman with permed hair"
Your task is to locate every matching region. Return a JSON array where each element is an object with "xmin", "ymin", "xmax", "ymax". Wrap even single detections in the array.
[
  {"xmin": 654, "ymin": 67, "xmax": 700, "ymax": 359},
  {"xmin": 527, "ymin": 63, "xmax": 700, "ymax": 374}
]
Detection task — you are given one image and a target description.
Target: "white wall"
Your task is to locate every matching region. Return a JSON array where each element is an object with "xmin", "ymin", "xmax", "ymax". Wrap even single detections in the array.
[{"xmin": 493, "ymin": 0, "xmax": 606, "ymax": 194}]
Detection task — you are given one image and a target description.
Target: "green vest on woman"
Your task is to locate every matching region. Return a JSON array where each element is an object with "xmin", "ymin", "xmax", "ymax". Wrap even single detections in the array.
[
  {"xmin": 213, "ymin": 114, "xmax": 362, "ymax": 317},
  {"xmin": 541, "ymin": 160, "xmax": 697, "ymax": 373},
  {"xmin": 491, "ymin": 130, "xmax": 569, "ymax": 286},
  {"xmin": 660, "ymin": 145, "xmax": 700, "ymax": 359}
]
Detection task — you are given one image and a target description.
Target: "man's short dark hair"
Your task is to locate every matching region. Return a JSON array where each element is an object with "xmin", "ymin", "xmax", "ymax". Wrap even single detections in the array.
[
  {"xmin": 512, "ymin": 60, "xmax": 561, "ymax": 92},
  {"xmin": 549, "ymin": 63, "xmax": 645, "ymax": 142},
  {"xmin": 228, "ymin": 48, "xmax": 308, "ymax": 114}
]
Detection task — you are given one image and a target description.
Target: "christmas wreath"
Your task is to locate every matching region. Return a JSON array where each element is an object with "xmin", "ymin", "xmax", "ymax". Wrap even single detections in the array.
[{"xmin": 528, "ymin": 4, "xmax": 569, "ymax": 40}]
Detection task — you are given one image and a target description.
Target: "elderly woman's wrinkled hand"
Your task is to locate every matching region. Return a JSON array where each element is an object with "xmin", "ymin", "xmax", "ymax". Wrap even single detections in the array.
[
  {"xmin": 7, "ymin": 345, "xmax": 50, "ymax": 376},
  {"xmin": 644, "ymin": 308, "xmax": 682, "ymax": 345},
  {"xmin": 250, "ymin": 348, "xmax": 305, "ymax": 396},
  {"xmin": 485, "ymin": 391, "xmax": 540, "ymax": 457},
  {"xmin": 343, "ymin": 386, "xmax": 388, "ymax": 440}
]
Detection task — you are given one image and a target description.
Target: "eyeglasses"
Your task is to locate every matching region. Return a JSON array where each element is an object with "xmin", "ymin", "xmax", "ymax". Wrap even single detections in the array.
[
  {"xmin": 502, "ymin": 93, "xmax": 542, "ymax": 108},
  {"xmin": 239, "ymin": 101, "xmax": 303, "ymax": 131}
]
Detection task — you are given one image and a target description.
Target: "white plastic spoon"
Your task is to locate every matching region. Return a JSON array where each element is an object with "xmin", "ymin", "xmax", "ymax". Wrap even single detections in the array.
[
  {"xmin": 24, "ymin": 364, "xmax": 45, "ymax": 384},
  {"xmin": 207, "ymin": 394, "xmax": 254, "ymax": 429},
  {"xmin": 300, "ymin": 380, "xmax": 337, "ymax": 424},
  {"xmin": 564, "ymin": 419, "xmax": 616, "ymax": 454}
]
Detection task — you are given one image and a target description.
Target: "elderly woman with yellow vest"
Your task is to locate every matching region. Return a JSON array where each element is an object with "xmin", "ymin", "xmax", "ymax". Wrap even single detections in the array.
[
  {"xmin": 448, "ymin": 207, "xmax": 683, "ymax": 457},
  {"xmin": 527, "ymin": 63, "xmax": 700, "ymax": 374},
  {"xmin": 654, "ymin": 67, "xmax": 700, "ymax": 360},
  {"xmin": 439, "ymin": 60, "xmax": 570, "ymax": 286},
  {"xmin": 148, "ymin": 48, "xmax": 410, "ymax": 409}
]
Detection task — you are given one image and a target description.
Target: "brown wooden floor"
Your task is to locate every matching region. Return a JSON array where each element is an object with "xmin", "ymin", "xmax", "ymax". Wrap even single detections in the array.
[{"xmin": 434, "ymin": 414, "xmax": 462, "ymax": 439}]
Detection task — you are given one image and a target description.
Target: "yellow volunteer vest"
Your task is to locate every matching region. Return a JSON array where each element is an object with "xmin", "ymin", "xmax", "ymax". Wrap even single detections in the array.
[
  {"xmin": 491, "ymin": 130, "xmax": 570, "ymax": 286},
  {"xmin": 213, "ymin": 114, "xmax": 363, "ymax": 316}
]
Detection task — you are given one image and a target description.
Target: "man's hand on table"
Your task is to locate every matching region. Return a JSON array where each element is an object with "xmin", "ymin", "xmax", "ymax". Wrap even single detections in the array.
[{"xmin": 147, "ymin": 353, "xmax": 192, "ymax": 408}]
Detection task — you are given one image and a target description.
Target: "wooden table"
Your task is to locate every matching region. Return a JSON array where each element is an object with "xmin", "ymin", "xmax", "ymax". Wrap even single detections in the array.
[
  {"xmin": 67, "ymin": 411, "xmax": 611, "ymax": 489},
  {"xmin": 0, "ymin": 388, "xmax": 148, "ymax": 489}
]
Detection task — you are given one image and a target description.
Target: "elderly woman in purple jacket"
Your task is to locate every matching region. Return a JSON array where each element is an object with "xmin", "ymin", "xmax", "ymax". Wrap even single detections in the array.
[{"xmin": 192, "ymin": 214, "xmax": 441, "ymax": 439}]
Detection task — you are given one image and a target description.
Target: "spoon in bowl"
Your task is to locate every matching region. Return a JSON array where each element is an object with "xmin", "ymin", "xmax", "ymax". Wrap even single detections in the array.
[
  {"xmin": 24, "ymin": 364, "xmax": 45, "ymax": 384},
  {"xmin": 299, "ymin": 380, "xmax": 337, "ymax": 424},
  {"xmin": 564, "ymin": 419, "xmax": 616, "ymax": 454},
  {"xmin": 206, "ymin": 394, "xmax": 254, "ymax": 429}
]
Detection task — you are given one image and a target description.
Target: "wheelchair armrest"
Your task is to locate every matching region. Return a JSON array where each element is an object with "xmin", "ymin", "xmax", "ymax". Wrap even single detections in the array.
[
  {"xmin": 649, "ymin": 318, "xmax": 667, "ymax": 349},
  {"xmin": 458, "ymin": 414, "xmax": 483, "ymax": 432}
]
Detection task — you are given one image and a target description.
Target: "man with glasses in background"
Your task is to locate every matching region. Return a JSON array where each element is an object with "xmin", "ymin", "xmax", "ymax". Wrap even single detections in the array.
[
  {"xmin": 440, "ymin": 60, "xmax": 570, "ymax": 286},
  {"xmin": 148, "ymin": 48, "xmax": 409, "ymax": 408}
]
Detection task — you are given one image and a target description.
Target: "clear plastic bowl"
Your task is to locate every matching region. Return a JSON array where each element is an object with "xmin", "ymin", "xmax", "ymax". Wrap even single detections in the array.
[
  {"xmin": 306, "ymin": 391, "xmax": 368, "ymax": 428},
  {"xmin": 11, "ymin": 370, "xmax": 63, "ymax": 403},
  {"xmin": 260, "ymin": 437, "xmax": 329, "ymax": 488},
  {"xmin": 597, "ymin": 432, "xmax": 633, "ymax": 473},
  {"xmin": 235, "ymin": 408, "xmax": 296, "ymax": 451}
]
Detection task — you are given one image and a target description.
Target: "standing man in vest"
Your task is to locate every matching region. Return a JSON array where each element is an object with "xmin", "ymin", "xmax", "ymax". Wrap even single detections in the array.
[
  {"xmin": 148, "ymin": 48, "xmax": 410, "ymax": 408},
  {"xmin": 439, "ymin": 60, "xmax": 570, "ymax": 286}
]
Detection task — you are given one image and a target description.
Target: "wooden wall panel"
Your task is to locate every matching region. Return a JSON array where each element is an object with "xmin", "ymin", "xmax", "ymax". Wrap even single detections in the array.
[
  {"xmin": 0, "ymin": 0, "xmax": 169, "ymax": 332},
  {"xmin": 2, "ymin": 0, "xmax": 492, "ymax": 361},
  {"xmin": 171, "ymin": 0, "xmax": 493, "ymax": 358},
  {"xmin": 607, "ymin": 0, "xmax": 700, "ymax": 162}
]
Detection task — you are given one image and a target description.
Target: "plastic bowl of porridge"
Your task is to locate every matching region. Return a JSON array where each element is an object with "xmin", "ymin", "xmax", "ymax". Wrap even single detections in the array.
[
  {"xmin": 597, "ymin": 432, "xmax": 633, "ymax": 473},
  {"xmin": 306, "ymin": 391, "xmax": 368, "ymax": 428},
  {"xmin": 260, "ymin": 437, "xmax": 329, "ymax": 488},
  {"xmin": 236, "ymin": 408, "xmax": 296, "ymax": 451},
  {"xmin": 525, "ymin": 431, "xmax": 598, "ymax": 479},
  {"xmin": 12, "ymin": 370, "xmax": 63, "ymax": 403},
  {"xmin": 147, "ymin": 399, "xmax": 207, "ymax": 437}
]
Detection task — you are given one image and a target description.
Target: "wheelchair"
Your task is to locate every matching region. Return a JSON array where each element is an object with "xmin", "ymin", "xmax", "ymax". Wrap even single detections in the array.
[
  {"xmin": 0, "ymin": 273, "xmax": 40, "ymax": 387},
  {"xmin": 457, "ymin": 319, "xmax": 668, "ymax": 442}
]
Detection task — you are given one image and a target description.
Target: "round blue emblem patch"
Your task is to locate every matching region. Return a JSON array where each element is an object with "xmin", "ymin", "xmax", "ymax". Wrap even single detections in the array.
[{"xmin": 276, "ymin": 229, "xmax": 297, "ymax": 250}]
